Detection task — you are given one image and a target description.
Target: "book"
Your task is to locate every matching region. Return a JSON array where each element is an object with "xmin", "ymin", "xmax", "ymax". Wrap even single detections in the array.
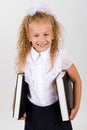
[
  {"xmin": 56, "ymin": 71, "xmax": 73, "ymax": 121},
  {"xmin": 12, "ymin": 73, "xmax": 29, "ymax": 119}
]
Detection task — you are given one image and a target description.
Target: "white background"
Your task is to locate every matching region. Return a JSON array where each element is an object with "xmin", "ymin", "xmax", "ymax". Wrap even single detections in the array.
[{"xmin": 0, "ymin": 0, "xmax": 87, "ymax": 130}]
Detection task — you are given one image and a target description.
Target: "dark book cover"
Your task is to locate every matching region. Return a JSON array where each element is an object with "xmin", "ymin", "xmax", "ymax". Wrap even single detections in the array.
[
  {"xmin": 56, "ymin": 71, "xmax": 73, "ymax": 121},
  {"xmin": 13, "ymin": 73, "xmax": 29, "ymax": 119},
  {"xmin": 63, "ymin": 72, "xmax": 73, "ymax": 114}
]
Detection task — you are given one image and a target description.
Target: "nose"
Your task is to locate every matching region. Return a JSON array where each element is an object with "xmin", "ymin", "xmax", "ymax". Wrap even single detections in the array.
[{"xmin": 39, "ymin": 35, "xmax": 45, "ymax": 43}]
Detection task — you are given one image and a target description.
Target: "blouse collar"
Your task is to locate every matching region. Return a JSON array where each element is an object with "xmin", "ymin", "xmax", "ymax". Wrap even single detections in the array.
[{"xmin": 31, "ymin": 47, "xmax": 50, "ymax": 61}]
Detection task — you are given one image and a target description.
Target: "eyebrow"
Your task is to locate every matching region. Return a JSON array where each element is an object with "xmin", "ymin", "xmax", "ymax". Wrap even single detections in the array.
[{"xmin": 31, "ymin": 31, "xmax": 50, "ymax": 34}]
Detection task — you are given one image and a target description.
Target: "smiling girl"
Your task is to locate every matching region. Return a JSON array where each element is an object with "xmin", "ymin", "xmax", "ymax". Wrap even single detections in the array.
[{"xmin": 15, "ymin": 4, "xmax": 82, "ymax": 130}]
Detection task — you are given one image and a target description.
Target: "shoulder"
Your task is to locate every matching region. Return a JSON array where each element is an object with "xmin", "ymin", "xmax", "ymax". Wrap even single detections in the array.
[
  {"xmin": 59, "ymin": 47, "xmax": 68, "ymax": 56},
  {"xmin": 58, "ymin": 47, "xmax": 70, "ymax": 60},
  {"xmin": 57, "ymin": 47, "xmax": 73, "ymax": 70}
]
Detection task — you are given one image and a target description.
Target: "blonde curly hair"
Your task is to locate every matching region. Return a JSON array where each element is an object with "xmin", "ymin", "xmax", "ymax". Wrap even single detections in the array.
[{"xmin": 16, "ymin": 11, "xmax": 63, "ymax": 72}]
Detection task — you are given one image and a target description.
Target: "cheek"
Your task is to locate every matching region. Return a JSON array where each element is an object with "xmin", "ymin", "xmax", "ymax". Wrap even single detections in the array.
[
  {"xmin": 31, "ymin": 42, "xmax": 36, "ymax": 47},
  {"xmin": 30, "ymin": 38, "xmax": 37, "ymax": 44},
  {"xmin": 31, "ymin": 41, "xmax": 39, "ymax": 48},
  {"xmin": 48, "ymin": 37, "xmax": 53, "ymax": 43},
  {"xmin": 32, "ymin": 36, "xmax": 39, "ymax": 41}
]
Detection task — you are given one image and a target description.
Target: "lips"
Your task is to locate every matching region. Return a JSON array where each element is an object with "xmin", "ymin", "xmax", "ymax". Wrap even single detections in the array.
[{"xmin": 37, "ymin": 43, "xmax": 48, "ymax": 47}]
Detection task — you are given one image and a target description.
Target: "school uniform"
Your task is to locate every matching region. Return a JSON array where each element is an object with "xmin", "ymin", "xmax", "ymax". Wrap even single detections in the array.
[{"xmin": 24, "ymin": 47, "xmax": 73, "ymax": 130}]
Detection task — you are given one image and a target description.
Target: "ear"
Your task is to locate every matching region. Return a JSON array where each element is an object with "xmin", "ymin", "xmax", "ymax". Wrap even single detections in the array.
[
  {"xmin": 52, "ymin": 34, "xmax": 54, "ymax": 40},
  {"xmin": 52, "ymin": 37, "xmax": 54, "ymax": 40}
]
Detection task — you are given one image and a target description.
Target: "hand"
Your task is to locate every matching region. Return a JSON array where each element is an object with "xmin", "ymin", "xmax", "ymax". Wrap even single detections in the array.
[
  {"xmin": 69, "ymin": 108, "xmax": 78, "ymax": 120},
  {"xmin": 19, "ymin": 112, "xmax": 27, "ymax": 120}
]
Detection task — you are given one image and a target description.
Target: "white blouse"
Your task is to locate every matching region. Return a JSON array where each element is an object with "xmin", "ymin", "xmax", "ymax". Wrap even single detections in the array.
[{"xmin": 24, "ymin": 47, "xmax": 72, "ymax": 106}]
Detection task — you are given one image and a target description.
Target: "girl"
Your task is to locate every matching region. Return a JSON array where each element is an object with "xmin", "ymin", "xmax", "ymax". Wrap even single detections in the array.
[{"xmin": 15, "ymin": 5, "xmax": 82, "ymax": 130}]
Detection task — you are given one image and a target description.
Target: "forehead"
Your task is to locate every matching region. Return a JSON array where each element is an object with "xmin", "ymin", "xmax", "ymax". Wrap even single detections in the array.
[{"xmin": 29, "ymin": 21, "xmax": 53, "ymax": 32}]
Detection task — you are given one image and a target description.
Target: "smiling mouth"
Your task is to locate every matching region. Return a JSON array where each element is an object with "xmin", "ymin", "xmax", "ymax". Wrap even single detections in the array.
[{"xmin": 37, "ymin": 43, "xmax": 48, "ymax": 47}]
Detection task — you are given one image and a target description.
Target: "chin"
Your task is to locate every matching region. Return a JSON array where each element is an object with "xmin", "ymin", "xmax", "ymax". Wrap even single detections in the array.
[
  {"xmin": 37, "ymin": 47, "xmax": 49, "ymax": 52},
  {"xmin": 39, "ymin": 49, "xmax": 47, "ymax": 52}
]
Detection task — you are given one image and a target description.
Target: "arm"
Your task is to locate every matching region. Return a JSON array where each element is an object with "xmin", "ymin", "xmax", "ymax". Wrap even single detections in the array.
[{"xmin": 67, "ymin": 64, "xmax": 82, "ymax": 120}]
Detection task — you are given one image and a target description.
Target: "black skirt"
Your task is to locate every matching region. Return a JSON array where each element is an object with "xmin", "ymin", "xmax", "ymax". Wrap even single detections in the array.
[{"xmin": 24, "ymin": 100, "xmax": 73, "ymax": 130}]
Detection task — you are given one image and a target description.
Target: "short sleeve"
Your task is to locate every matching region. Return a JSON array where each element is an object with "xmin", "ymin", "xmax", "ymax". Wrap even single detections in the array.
[{"xmin": 59, "ymin": 48, "xmax": 73, "ymax": 70}]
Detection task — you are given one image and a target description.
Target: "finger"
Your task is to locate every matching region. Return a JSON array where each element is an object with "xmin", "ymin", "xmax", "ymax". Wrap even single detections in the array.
[
  {"xmin": 69, "ymin": 109, "xmax": 76, "ymax": 120},
  {"xmin": 19, "ymin": 113, "xmax": 27, "ymax": 120}
]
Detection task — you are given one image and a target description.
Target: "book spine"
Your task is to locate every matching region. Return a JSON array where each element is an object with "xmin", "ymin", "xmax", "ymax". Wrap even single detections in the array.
[
  {"xmin": 56, "ymin": 78, "xmax": 69, "ymax": 121},
  {"xmin": 13, "ymin": 74, "xmax": 23, "ymax": 119},
  {"xmin": 12, "ymin": 74, "xmax": 19, "ymax": 118}
]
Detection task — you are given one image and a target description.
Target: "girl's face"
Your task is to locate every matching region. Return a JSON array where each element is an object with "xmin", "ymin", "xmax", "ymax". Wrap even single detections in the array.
[{"xmin": 28, "ymin": 21, "xmax": 54, "ymax": 52}]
